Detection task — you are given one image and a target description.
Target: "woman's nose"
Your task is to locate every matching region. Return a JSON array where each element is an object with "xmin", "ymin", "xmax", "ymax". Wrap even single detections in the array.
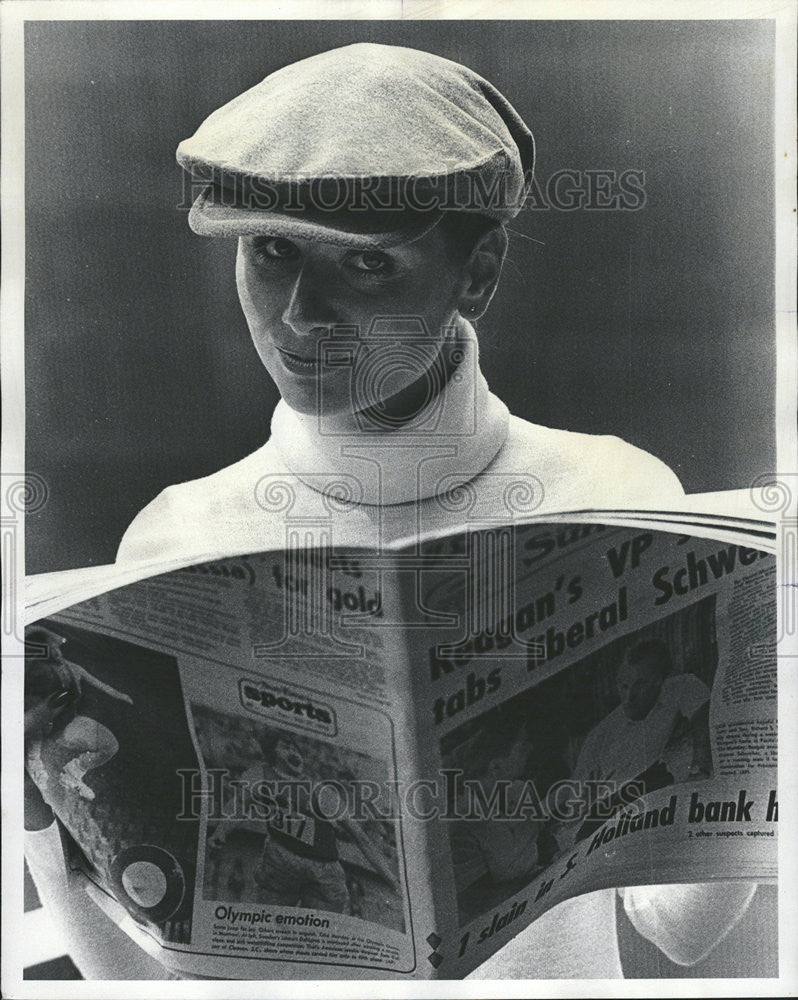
[{"xmin": 281, "ymin": 262, "xmax": 339, "ymax": 336}]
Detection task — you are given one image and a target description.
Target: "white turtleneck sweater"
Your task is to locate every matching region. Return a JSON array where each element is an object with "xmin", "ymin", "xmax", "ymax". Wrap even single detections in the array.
[
  {"xmin": 116, "ymin": 321, "xmax": 684, "ymax": 565},
  {"xmin": 26, "ymin": 323, "xmax": 756, "ymax": 979}
]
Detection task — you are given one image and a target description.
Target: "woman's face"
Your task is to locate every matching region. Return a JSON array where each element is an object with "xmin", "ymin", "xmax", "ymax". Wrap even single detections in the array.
[{"xmin": 235, "ymin": 226, "xmax": 471, "ymax": 417}]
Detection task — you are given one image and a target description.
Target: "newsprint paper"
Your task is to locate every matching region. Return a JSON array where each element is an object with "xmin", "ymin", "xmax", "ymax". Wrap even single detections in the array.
[{"xmin": 22, "ymin": 519, "xmax": 778, "ymax": 979}]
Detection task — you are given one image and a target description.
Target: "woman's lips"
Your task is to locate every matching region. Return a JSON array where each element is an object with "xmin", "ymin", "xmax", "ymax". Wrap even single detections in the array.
[{"xmin": 276, "ymin": 347, "xmax": 320, "ymax": 374}]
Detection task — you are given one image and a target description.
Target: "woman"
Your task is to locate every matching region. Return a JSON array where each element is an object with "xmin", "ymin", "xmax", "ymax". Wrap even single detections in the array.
[
  {"xmin": 116, "ymin": 41, "xmax": 685, "ymax": 566},
  {"xmin": 26, "ymin": 42, "xmax": 755, "ymax": 979}
]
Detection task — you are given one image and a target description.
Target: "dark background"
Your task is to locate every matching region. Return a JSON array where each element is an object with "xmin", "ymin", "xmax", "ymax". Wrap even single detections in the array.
[{"xmin": 25, "ymin": 20, "xmax": 776, "ymax": 573}]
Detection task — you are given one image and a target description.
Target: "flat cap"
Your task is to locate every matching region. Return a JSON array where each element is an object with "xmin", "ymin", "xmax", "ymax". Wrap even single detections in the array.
[{"xmin": 177, "ymin": 43, "xmax": 534, "ymax": 247}]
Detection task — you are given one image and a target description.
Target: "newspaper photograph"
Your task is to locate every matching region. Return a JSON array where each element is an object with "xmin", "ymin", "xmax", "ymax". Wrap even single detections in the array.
[
  {"xmin": 184, "ymin": 689, "xmax": 409, "ymax": 971},
  {"xmin": 23, "ymin": 622, "xmax": 201, "ymax": 944},
  {"xmin": 441, "ymin": 594, "xmax": 720, "ymax": 925}
]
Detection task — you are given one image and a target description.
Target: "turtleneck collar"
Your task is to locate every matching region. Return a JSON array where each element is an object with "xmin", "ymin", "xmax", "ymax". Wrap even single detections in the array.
[{"xmin": 269, "ymin": 318, "xmax": 510, "ymax": 506}]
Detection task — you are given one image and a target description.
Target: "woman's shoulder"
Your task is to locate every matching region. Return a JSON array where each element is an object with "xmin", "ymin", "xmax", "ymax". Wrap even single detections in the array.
[
  {"xmin": 115, "ymin": 441, "xmax": 283, "ymax": 564},
  {"xmin": 490, "ymin": 414, "xmax": 684, "ymax": 511}
]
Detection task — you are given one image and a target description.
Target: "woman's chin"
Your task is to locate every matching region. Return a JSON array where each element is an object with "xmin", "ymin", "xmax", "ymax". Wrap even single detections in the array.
[{"xmin": 279, "ymin": 385, "xmax": 353, "ymax": 420}]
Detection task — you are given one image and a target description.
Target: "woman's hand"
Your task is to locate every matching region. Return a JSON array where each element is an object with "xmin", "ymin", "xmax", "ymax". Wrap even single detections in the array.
[{"xmin": 621, "ymin": 881, "xmax": 757, "ymax": 965}]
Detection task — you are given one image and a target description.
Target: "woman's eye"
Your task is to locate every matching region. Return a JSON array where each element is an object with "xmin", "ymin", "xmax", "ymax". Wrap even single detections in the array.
[
  {"xmin": 349, "ymin": 251, "xmax": 391, "ymax": 275},
  {"xmin": 253, "ymin": 237, "xmax": 299, "ymax": 261}
]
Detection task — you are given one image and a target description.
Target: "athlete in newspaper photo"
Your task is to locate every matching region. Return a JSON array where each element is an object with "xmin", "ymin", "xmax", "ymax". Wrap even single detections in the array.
[
  {"xmin": 24, "ymin": 626, "xmax": 134, "ymax": 802},
  {"xmin": 206, "ymin": 729, "xmax": 398, "ymax": 914}
]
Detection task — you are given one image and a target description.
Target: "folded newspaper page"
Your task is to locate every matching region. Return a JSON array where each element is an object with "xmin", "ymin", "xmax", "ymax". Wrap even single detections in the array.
[{"xmin": 23, "ymin": 520, "xmax": 777, "ymax": 978}]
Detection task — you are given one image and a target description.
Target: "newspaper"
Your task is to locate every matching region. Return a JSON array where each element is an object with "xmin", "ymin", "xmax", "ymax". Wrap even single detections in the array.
[{"xmin": 23, "ymin": 520, "xmax": 777, "ymax": 979}]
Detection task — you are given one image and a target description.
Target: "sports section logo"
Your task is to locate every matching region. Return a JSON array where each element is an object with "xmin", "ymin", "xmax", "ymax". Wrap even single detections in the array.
[{"xmin": 239, "ymin": 678, "xmax": 338, "ymax": 737}]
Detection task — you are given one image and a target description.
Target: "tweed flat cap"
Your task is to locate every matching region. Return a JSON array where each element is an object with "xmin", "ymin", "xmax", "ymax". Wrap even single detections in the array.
[{"xmin": 177, "ymin": 43, "xmax": 534, "ymax": 247}]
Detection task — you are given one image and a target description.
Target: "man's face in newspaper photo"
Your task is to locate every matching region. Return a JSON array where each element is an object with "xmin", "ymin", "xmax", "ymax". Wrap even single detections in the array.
[
  {"xmin": 41, "ymin": 632, "xmax": 66, "ymax": 665},
  {"xmin": 234, "ymin": 224, "xmax": 493, "ymax": 418},
  {"xmin": 490, "ymin": 732, "xmax": 535, "ymax": 782},
  {"xmin": 273, "ymin": 737, "xmax": 304, "ymax": 778},
  {"xmin": 616, "ymin": 655, "xmax": 666, "ymax": 721}
]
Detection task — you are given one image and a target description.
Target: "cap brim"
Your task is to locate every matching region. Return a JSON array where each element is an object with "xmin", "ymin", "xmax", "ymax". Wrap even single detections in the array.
[{"xmin": 188, "ymin": 184, "xmax": 443, "ymax": 249}]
